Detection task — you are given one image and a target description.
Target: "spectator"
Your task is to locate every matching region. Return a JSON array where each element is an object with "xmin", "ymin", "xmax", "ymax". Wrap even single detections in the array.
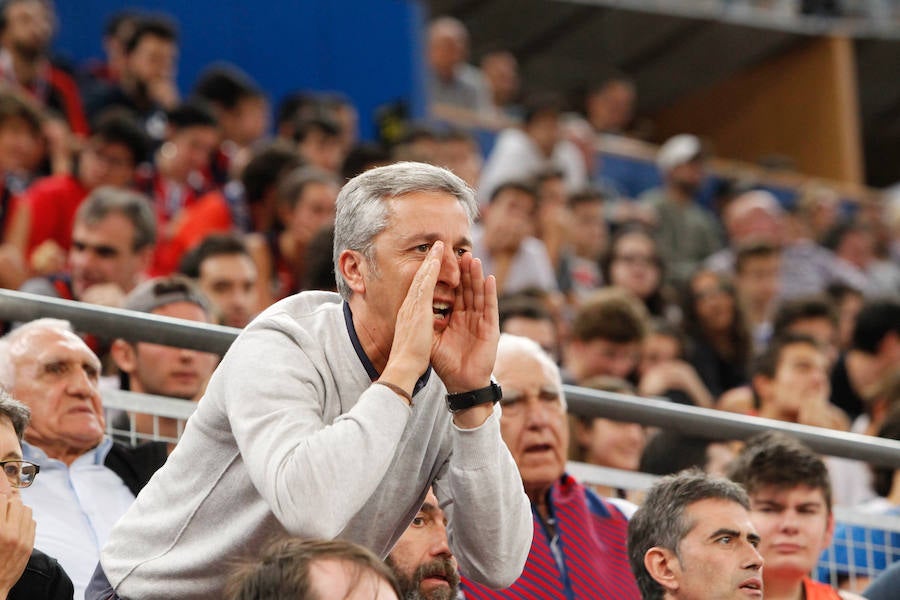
[
  {"xmin": 498, "ymin": 293, "xmax": 561, "ymax": 364},
  {"xmin": 179, "ymin": 233, "xmax": 258, "ymax": 328},
  {"xmin": 478, "ymin": 93, "xmax": 587, "ymax": 204},
  {"xmin": 0, "ymin": 318, "xmax": 166, "ymax": 598},
  {"xmin": 91, "ymin": 162, "xmax": 531, "ymax": 598},
  {"xmin": 480, "ymin": 50, "xmax": 520, "ymax": 120},
  {"xmin": 0, "ymin": 0, "xmax": 88, "ymax": 136},
  {"xmin": 385, "ymin": 488, "xmax": 459, "ymax": 600},
  {"xmin": 79, "ymin": 10, "xmax": 141, "ymax": 88},
  {"xmin": 601, "ymin": 225, "xmax": 672, "ymax": 321},
  {"xmin": 86, "ymin": 15, "xmax": 179, "ymax": 141},
  {"xmin": 565, "ymin": 287, "xmax": 648, "ymax": 383},
  {"xmin": 293, "ymin": 116, "xmax": 344, "ymax": 175},
  {"xmin": 226, "ymin": 537, "xmax": 401, "ymax": 600},
  {"xmin": 533, "ymin": 168, "xmax": 571, "ymax": 276},
  {"xmin": 728, "ymin": 432, "xmax": 865, "ymax": 599},
  {"xmin": 639, "ymin": 134, "xmax": 722, "ymax": 285},
  {"xmin": 22, "ymin": 110, "xmax": 148, "ymax": 276},
  {"xmin": 461, "ymin": 334, "xmax": 640, "ymax": 599},
  {"xmin": 640, "ymin": 431, "xmax": 737, "ymax": 478},
  {"xmin": 0, "ymin": 389, "xmax": 74, "ymax": 599},
  {"xmin": 239, "ymin": 140, "xmax": 302, "ymax": 234},
  {"xmin": 734, "ymin": 241, "xmax": 782, "ymax": 353},
  {"xmin": 110, "ymin": 276, "xmax": 219, "ymax": 448},
  {"xmin": 825, "ymin": 283, "xmax": 863, "ymax": 353},
  {"xmin": 426, "ymin": 17, "xmax": 491, "ymax": 116},
  {"xmin": 627, "ymin": 469, "xmax": 763, "ymax": 600},
  {"xmin": 585, "ymin": 77, "xmax": 636, "ymax": 136},
  {"xmin": 825, "ymin": 220, "xmax": 900, "ymax": 298},
  {"xmin": 471, "ymin": 180, "xmax": 558, "ymax": 296},
  {"xmin": 682, "ymin": 269, "xmax": 751, "ymax": 399},
  {"xmin": 561, "ymin": 187, "xmax": 608, "ymax": 303},
  {"xmin": 435, "ymin": 127, "xmax": 481, "ymax": 189},
  {"xmin": 20, "ymin": 186, "xmax": 155, "ymax": 308},
  {"xmin": 771, "ymin": 294, "xmax": 840, "ymax": 367}
]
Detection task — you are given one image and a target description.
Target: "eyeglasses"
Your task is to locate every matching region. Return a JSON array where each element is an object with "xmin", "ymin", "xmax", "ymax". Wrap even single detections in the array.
[{"xmin": 0, "ymin": 460, "xmax": 40, "ymax": 488}]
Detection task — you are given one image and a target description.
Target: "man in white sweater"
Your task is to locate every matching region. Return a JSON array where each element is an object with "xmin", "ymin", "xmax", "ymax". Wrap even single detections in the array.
[{"xmin": 88, "ymin": 162, "xmax": 532, "ymax": 599}]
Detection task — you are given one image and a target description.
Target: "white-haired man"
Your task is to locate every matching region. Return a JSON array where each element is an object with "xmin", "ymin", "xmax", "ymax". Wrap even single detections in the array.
[{"xmin": 90, "ymin": 162, "xmax": 532, "ymax": 599}]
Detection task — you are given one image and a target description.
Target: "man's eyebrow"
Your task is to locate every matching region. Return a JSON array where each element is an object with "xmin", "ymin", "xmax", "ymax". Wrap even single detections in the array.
[
  {"xmin": 420, "ymin": 502, "xmax": 440, "ymax": 515},
  {"xmin": 708, "ymin": 528, "xmax": 741, "ymax": 541},
  {"xmin": 398, "ymin": 233, "xmax": 473, "ymax": 248},
  {"xmin": 748, "ymin": 532, "xmax": 762, "ymax": 545},
  {"xmin": 1, "ymin": 452, "xmax": 22, "ymax": 460}
]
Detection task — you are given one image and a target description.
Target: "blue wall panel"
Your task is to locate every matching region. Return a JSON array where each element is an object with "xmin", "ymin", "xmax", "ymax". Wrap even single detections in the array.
[{"xmin": 53, "ymin": 0, "xmax": 425, "ymax": 140}]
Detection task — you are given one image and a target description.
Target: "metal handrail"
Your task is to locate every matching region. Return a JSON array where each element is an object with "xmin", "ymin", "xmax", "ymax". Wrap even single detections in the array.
[{"xmin": 4, "ymin": 289, "xmax": 900, "ymax": 467}]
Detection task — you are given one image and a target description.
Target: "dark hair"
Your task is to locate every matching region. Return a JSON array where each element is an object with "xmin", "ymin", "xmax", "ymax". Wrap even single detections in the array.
[
  {"xmin": 104, "ymin": 9, "xmax": 141, "ymax": 39},
  {"xmin": 628, "ymin": 469, "xmax": 750, "ymax": 600},
  {"xmin": 166, "ymin": 100, "xmax": 218, "ymax": 131},
  {"xmin": 640, "ymin": 431, "xmax": 716, "ymax": 476},
  {"xmin": 872, "ymin": 395, "xmax": 900, "ymax": 497},
  {"xmin": 489, "ymin": 179, "xmax": 537, "ymax": 206},
  {"xmin": 276, "ymin": 91, "xmax": 318, "ymax": 130},
  {"xmin": 304, "ymin": 225, "xmax": 337, "ymax": 292},
  {"xmin": 225, "ymin": 537, "xmax": 401, "ymax": 600},
  {"xmin": 240, "ymin": 142, "xmax": 303, "ymax": 204},
  {"xmin": 292, "ymin": 116, "xmax": 341, "ymax": 144},
  {"xmin": 522, "ymin": 91, "xmax": 562, "ymax": 125},
  {"xmin": 340, "ymin": 142, "xmax": 390, "ymax": 182},
  {"xmin": 499, "ymin": 294, "xmax": 553, "ymax": 331},
  {"xmin": 727, "ymin": 430, "xmax": 832, "ymax": 512},
  {"xmin": 600, "ymin": 225, "xmax": 667, "ymax": 317},
  {"xmin": 124, "ymin": 15, "xmax": 178, "ymax": 54},
  {"xmin": 0, "ymin": 89, "xmax": 42, "ymax": 135},
  {"xmin": 852, "ymin": 298, "xmax": 900, "ymax": 354},
  {"xmin": 568, "ymin": 187, "xmax": 605, "ymax": 209},
  {"xmin": 734, "ymin": 241, "xmax": 781, "ymax": 274},
  {"xmin": 193, "ymin": 64, "xmax": 263, "ymax": 111},
  {"xmin": 179, "ymin": 233, "xmax": 251, "ymax": 279},
  {"xmin": 277, "ymin": 166, "xmax": 338, "ymax": 211},
  {"xmin": 682, "ymin": 269, "xmax": 751, "ymax": 369},
  {"xmin": 752, "ymin": 332, "xmax": 823, "ymax": 379},
  {"xmin": 571, "ymin": 287, "xmax": 649, "ymax": 344},
  {"xmin": 91, "ymin": 109, "xmax": 149, "ymax": 164},
  {"xmin": 0, "ymin": 388, "xmax": 30, "ymax": 441},
  {"xmin": 772, "ymin": 295, "xmax": 838, "ymax": 338},
  {"xmin": 75, "ymin": 187, "xmax": 156, "ymax": 250}
]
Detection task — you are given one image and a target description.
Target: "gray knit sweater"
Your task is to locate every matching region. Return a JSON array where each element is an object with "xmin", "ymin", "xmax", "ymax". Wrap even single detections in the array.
[{"xmin": 100, "ymin": 292, "xmax": 532, "ymax": 599}]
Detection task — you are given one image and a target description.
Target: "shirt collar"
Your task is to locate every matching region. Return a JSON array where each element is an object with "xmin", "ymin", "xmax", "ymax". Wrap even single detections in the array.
[
  {"xmin": 22, "ymin": 437, "xmax": 113, "ymax": 467},
  {"xmin": 343, "ymin": 302, "xmax": 432, "ymax": 396}
]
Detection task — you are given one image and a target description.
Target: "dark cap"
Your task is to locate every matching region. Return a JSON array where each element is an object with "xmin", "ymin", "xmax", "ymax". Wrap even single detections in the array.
[{"xmin": 124, "ymin": 275, "xmax": 212, "ymax": 315}]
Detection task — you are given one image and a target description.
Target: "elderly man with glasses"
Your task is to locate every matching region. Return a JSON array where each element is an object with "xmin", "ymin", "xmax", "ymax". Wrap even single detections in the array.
[{"xmin": 0, "ymin": 388, "xmax": 73, "ymax": 599}]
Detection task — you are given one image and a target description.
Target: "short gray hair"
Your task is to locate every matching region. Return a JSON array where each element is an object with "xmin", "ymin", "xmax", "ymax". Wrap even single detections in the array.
[
  {"xmin": 627, "ymin": 469, "xmax": 750, "ymax": 600},
  {"xmin": 0, "ymin": 388, "xmax": 30, "ymax": 441},
  {"xmin": 0, "ymin": 318, "xmax": 75, "ymax": 389},
  {"xmin": 495, "ymin": 333, "xmax": 565, "ymax": 410},
  {"xmin": 76, "ymin": 186, "xmax": 157, "ymax": 251},
  {"xmin": 332, "ymin": 161, "xmax": 478, "ymax": 300}
]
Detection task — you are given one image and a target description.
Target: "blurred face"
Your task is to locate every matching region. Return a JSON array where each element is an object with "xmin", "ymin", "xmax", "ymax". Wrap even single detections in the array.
[
  {"xmin": 438, "ymin": 139, "xmax": 481, "ymax": 188},
  {"xmin": 127, "ymin": 34, "xmax": 176, "ymax": 84},
  {"xmin": 0, "ymin": 417, "xmax": 23, "ymax": 498},
  {"xmin": 481, "ymin": 52, "xmax": 518, "ymax": 104},
  {"xmin": 2, "ymin": 0, "xmax": 52, "ymax": 59},
  {"xmin": 736, "ymin": 254, "xmax": 781, "ymax": 311},
  {"xmin": 484, "ymin": 188, "xmax": 536, "ymax": 249},
  {"xmin": 125, "ymin": 302, "xmax": 218, "ymax": 401},
  {"xmin": 662, "ymin": 499, "xmax": 763, "ymax": 600},
  {"xmin": 70, "ymin": 213, "xmax": 149, "ymax": 298},
  {"xmin": 785, "ymin": 317, "xmax": 838, "ymax": 367},
  {"xmin": 10, "ymin": 328, "xmax": 104, "ymax": 455},
  {"xmin": 727, "ymin": 207, "xmax": 781, "ymax": 245},
  {"xmin": 298, "ymin": 130, "xmax": 343, "ymax": 173},
  {"xmin": 501, "ymin": 316, "xmax": 558, "ymax": 363},
  {"xmin": 287, "ymin": 181, "xmax": 338, "ymax": 245},
  {"xmin": 571, "ymin": 338, "xmax": 641, "ymax": 380},
  {"xmin": 169, "ymin": 125, "xmax": 219, "ymax": 176},
  {"xmin": 310, "ymin": 559, "xmax": 398, "ymax": 600},
  {"xmin": 496, "ymin": 348, "xmax": 567, "ymax": 501},
  {"xmin": 79, "ymin": 140, "xmax": 136, "ymax": 189},
  {"xmin": 836, "ymin": 230, "xmax": 874, "ymax": 269},
  {"xmin": 748, "ymin": 485, "xmax": 833, "ymax": 584},
  {"xmin": 692, "ymin": 272, "xmax": 735, "ymax": 335},
  {"xmin": 640, "ymin": 333, "xmax": 681, "ymax": 376},
  {"xmin": 761, "ymin": 342, "xmax": 830, "ymax": 418},
  {"xmin": 576, "ymin": 417, "xmax": 645, "ymax": 471},
  {"xmin": 0, "ymin": 116, "xmax": 39, "ymax": 173},
  {"xmin": 428, "ymin": 30, "xmax": 464, "ymax": 80},
  {"xmin": 570, "ymin": 201, "xmax": 607, "ymax": 260},
  {"xmin": 526, "ymin": 111, "xmax": 561, "ymax": 156},
  {"xmin": 669, "ymin": 160, "xmax": 705, "ymax": 196},
  {"xmin": 387, "ymin": 489, "xmax": 459, "ymax": 600},
  {"xmin": 609, "ymin": 232, "xmax": 661, "ymax": 300},
  {"xmin": 198, "ymin": 253, "xmax": 257, "ymax": 328}
]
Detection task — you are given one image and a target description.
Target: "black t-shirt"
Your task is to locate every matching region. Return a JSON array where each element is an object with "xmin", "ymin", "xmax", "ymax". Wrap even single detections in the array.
[{"xmin": 10, "ymin": 548, "xmax": 74, "ymax": 600}]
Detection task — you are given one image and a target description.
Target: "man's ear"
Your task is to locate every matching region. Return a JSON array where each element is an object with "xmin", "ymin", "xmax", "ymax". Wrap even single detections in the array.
[
  {"xmin": 644, "ymin": 547, "xmax": 681, "ymax": 594},
  {"xmin": 110, "ymin": 339, "xmax": 137, "ymax": 374},
  {"xmin": 338, "ymin": 249, "xmax": 367, "ymax": 296}
]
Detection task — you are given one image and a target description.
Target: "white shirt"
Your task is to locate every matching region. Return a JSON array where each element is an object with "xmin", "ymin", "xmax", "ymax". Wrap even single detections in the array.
[{"xmin": 22, "ymin": 438, "xmax": 135, "ymax": 600}]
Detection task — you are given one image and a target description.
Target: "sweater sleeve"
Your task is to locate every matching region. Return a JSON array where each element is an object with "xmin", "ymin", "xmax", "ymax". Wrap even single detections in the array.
[
  {"xmin": 221, "ymin": 321, "xmax": 413, "ymax": 539},
  {"xmin": 433, "ymin": 403, "xmax": 532, "ymax": 589}
]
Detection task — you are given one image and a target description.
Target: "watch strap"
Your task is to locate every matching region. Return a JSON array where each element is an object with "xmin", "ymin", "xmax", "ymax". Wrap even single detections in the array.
[{"xmin": 446, "ymin": 381, "xmax": 502, "ymax": 413}]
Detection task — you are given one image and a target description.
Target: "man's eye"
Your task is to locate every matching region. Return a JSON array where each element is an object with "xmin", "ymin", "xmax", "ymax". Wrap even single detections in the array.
[
  {"xmin": 416, "ymin": 244, "xmax": 431, "ymax": 253},
  {"xmin": 717, "ymin": 536, "xmax": 732, "ymax": 545},
  {"xmin": 411, "ymin": 516, "xmax": 426, "ymax": 527},
  {"xmin": 455, "ymin": 248, "xmax": 469, "ymax": 257},
  {"xmin": 45, "ymin": 363, "xmax": 66, "ymax": 374}
]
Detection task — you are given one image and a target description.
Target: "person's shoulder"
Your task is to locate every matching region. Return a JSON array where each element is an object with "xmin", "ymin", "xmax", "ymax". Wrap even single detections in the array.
[{"xmin": 10, "ymin": 548, "xmax": 74, "ymax": 600}]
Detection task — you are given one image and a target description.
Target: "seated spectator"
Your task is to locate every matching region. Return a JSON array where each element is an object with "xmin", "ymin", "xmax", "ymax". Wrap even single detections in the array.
[
  {"xmin": 478, "ymin": 93, "xmax": 586, "ymax": 205},
  {"xmin": 533, "ymin": 168, "xmax": 571, "ymax": 274},
  {"xmin": 480, "ymin": 50, "xmax": 521, "ymax": 120},
  {"xmin": 565, "ymin": 287, "xmax": 648, "ymax": 383},
  {"xmin": 772, "ymin": 294, "xmax": 840, "ymax": 368},
  {"xmin": 0, "ymin": 319, "xmax": 166, "ymax": 597},
  {"xmin": 179, "ymin": 233, "xmax": 258, "ymax": 328},
  {"xmin": 682, "ymin": 269, "xmax": 751, "ymax": 399},
  {"xmin": 22, "ymin": 110, "xmax": 148, "ymax": 276},
  {"xmin": 426, "ymin": 17, "xmax": 491, "ymax": 117},
  {"xmin": 385, "ymin": 487, "xmax": 459, "ymax": 600},
  {"xmin": 226, "ymin": 537, "xmax": 401, "ymax": 600},
  {"xmin": 639, "ymin": 431, "xmax": 736, "ymax": 478},
  {"xmin": 498, "ymin": 293, "xmax": 561, "ymax": 364},
  {"xmin": 0, "ymin": 90, "xmax": 44, "ymax": 290},
  {"xmin": 78, "ymin": 10, "xmax": 141, "ymax": 90},
  {"xmin": 825, "ymin": 220, "xmax": 900, "ymax": 298},
  {"xmin": 293, "ymin": 116, "xmax": 344, "ymax": 175},
  {"xmin": 601, "ymin": 225, "xmax": 674, "ymax": 321},
  {"xmin": 639, "ymin": 134, "xmax": 722, "ymax": 285},
  {"xmin": 585, "ymin": 77, "xmax": 636, "ymax": 136},
  {"xmin": 135, "ymin": 100, "xmax": 220, "ymax": 276},
  {"xmin": 236, "ymin": 140, "xmax": 303, "ymax": 235},
  {"xmin": 627, "ymin": 469, "xmax": 763, "ymax": 600},
  {"xmin": 460, "ymin": 334, "xmax": 640, "ymax": 598},
  {"xmin": 435, "ymin": 127, "xmax": 481, "ymax": 189},
  {"xmin": 250, "ymin": 166, "xmax": 339, "ymax": 303},
  {"xmin": 561, "ymin": 187, "xmax": 608, "ymax": 303},
  {"xmin": 86, "ymin": 15, "xmax": 179, "ymax": 141},
  {"xmin": 825, "ymin": 283, "xmax": 863, "ymax": 353},
  {"xmin": 728, "ymin": 432, "xmax": 865, "ymax": 599},
  {"xmin": 471, "ymin": 180, "xmax": 558, "ymax": 297},
  {"xmin": 110, "ymin": 276, "xmax": 219, "ymax": 449},
  {"xmin": 638, "ymin": 320, "xmax": 685, "ymax": 378},
  {"xmin": 571, "ymin": 376, "xmax": 646, "ymax": 503},
  {"xmin": 20, "ymin": 186, "xmax": 155, "ymax": 309},
  {"xmin": 0, "ymin": 389, "xmax": 74, "ymax": 599},
  {"xmin": 734, "ymin": 241, "xmax": 782, "ymax": 353}
]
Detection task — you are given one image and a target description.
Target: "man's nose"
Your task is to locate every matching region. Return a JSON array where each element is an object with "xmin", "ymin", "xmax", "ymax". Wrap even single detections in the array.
[
  {"xmin": 524, "ymin": 397, "xmax": 551, "ymax": 428},
  {"xmin": 744, "ymin": 543, "xmax": 764, "ymax": 571},
  {"xmin": 67, "ymin": 368, "xmax": 97, "ymax": 398},
  {"xmin": 437, "ymin": 244, "xmax": 461, "ymax": 288},
  {"xmin": 428, "ymin": 521, "xmax": 452, "ymax": 559}
]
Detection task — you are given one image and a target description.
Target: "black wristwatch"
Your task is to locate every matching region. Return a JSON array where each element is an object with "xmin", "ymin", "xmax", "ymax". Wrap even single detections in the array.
[{"xmin": 446, "ymin": 381, "xmax": 502, "ymax": 413}]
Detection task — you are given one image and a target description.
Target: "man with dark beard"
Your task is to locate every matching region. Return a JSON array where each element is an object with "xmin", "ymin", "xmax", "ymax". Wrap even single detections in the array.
[
  {"xmin": 638, "ymin": 134, "xmax": 722, "ymax": 285},
  {"xmin": 386, "ymin": 488, "xmax": 460, "ymax": 600}
]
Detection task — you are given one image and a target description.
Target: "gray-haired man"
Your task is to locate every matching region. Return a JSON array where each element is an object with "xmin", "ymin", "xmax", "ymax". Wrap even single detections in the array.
[{"xmin": 91, "ymin": 161, "xmax": 532, "ymax": 599}]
